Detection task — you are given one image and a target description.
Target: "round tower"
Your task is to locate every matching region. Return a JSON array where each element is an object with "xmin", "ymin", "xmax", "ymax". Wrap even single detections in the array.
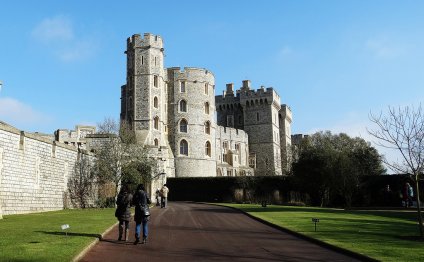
[{"xmin": 167, "ymin": 67, "xmax": 216, "ymax": 177}]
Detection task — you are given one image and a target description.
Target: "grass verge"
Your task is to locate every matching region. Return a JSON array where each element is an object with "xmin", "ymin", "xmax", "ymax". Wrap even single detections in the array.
[
  {"xmin": 222, "ymin": 204, "xmax": 424, "ymax": 261},
  {"xmin": 0, "ymin": 208, "xmax": 116, "ymax": 262}
]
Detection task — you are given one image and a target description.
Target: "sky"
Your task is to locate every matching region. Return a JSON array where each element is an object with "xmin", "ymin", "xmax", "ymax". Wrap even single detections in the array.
[{"xmin": 1, "ymin": 1, "xmax": 423, "ymax": 166}]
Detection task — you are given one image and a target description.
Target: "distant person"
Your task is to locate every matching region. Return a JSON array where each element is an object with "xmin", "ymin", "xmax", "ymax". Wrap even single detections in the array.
[
  {"xmin": 403, "ymin": 182, "xmax": 414, "ymax": 208},
  {"xmin": 132, "ymin": 184, "xmax": 151, "ymax": 244},
  {"xmin": 115, "ymin": 184, "xmax": 133, "ymax": 241},
  {"xmin": 155, "ymin": 189, "xmax": 161, "ymax": 206},
  {"xmin": 407, "ymin": 183, "xmax": 414, "ymax": 207},
  {"xmin": 382, "ymin": 184, "xmax": 392, "ymax": 206},
  {"xmin": 160, "ymin": 184, "xmax": 169, "ymax": 208}
]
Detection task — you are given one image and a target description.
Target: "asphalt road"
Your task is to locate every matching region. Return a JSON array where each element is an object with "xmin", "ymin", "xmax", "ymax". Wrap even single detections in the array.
[{"xmin": 80, "ymin": 202, "xmax": 360, "ymax": 262}]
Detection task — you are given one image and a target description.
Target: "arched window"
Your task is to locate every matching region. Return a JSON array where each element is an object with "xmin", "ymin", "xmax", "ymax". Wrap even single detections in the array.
[
  {"xmin": 180, "ymin": 119, "xmax": 188, "ymax": 133},
  {"xmin": 180, "ymin": 81, "xmax": 186, "ymax": 92},
  {"xmin": 204, "ymin": 102, "xmax": 209, "ymax": 114},
  {"xmin": 205, "ymin": 141, "xmax": 211, "ymax": 157},
  {"xmin": 204, "ymin": 121, "xmax": 210, "ymax": 134},
  {"xmin": 154, "ymin": 139, "xmax": 159, "ymax": 146},
  {"xmin": 154, "ymin": 116, "xmax": 159, "ymax": 130},
  {"xmin": 256, "ymin": 112, "xmax": 260, "ymax": 121},
  {"xmin": 154, "ymin": 97, "xmax": 158, "ymax": 108},
  {"xmin": 154, "ymin": 75, "xmax": 158, "ymax": 87},
  {"xmin": 180, "ymin": 100, "xmax": 187, "ymax": 112},
  {"xmin": 180, "ymin": 139, "xmax": 188, "ymax": 156},
  {"xmin": 205, "ymin": 83, "xmax": 208, "ymax": 95}
]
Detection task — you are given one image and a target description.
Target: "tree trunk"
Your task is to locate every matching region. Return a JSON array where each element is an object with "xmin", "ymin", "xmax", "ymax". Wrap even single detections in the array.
[{"xmin": 414, "ymin": 173, "xmax": 424, "ymax": 238}]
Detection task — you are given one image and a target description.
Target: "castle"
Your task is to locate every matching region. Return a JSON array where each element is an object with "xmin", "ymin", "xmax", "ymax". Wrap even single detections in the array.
[{"xmin": 120, "ymin": 33, "xmax": 293, "ymax": 178}]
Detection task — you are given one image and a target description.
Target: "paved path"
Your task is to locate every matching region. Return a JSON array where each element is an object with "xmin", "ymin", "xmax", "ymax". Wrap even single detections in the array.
[{"xmin": 80, "ymin": 202, "xmax": 360, "ymax": 262}]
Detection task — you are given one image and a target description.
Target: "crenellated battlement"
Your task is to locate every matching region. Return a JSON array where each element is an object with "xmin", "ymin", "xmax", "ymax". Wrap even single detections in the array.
[
  {"xmin": 167, "ymin": 67, "xmax": 214, "ymax": 78},
  {"xmin": 216, "ymin": 80, "xmax": 281, "ymax": 109},
  {"xmin": 127, "ymin": 33, "xmax": 164, "ymax": 50}
]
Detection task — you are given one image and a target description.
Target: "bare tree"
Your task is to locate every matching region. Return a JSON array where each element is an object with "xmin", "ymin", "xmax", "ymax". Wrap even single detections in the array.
[
  {"xmin": 94, "ymin": 117, "xmax": 156, "ymax": 199},
  {"xmin": 68, "ymin": 153, "xmax": 95, "ymax": 208},
  {"xmin": 369, "ymin": 104, "xmax": 424, "ymax": 237}
]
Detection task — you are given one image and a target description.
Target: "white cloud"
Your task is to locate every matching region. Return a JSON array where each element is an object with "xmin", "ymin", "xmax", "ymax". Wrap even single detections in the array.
[
  {"xmin": 31, "ymin": 15, "xmax": 74, "ymax": 43},
  {"xmin": 366, "ymin": 37, "xmax": 405, "ymax": 59},
  {"xmin": 58, "ymin": 40, "xmax": 97, "ymax": 62},
  {"xmin": 0, "ymin": 97, "xmax": 51, "ymax": 125},
  {"xmin": 278, "ymin": 46, "xmax": 293, "ymax": 57},
  {"xmin": 31, "ymin": 15, "xmax": 97, "ymax": 62}
]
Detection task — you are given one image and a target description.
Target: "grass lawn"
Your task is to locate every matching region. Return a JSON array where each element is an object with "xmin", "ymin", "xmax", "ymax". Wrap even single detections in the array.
[
  {"xmin": 0, "ymin": 208, "xmax": 116, "ymax": 262},
  {"xmin": 223, "ymin": 204, "xmax": 424, "ymax": 261}
]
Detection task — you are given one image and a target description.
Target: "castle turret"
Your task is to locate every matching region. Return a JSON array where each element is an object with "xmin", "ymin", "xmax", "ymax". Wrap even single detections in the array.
[
  {"xmin": 121, "ymin": 33, "xmax": 167, "ymax": 146},
  {"xmin": 216, "ymin": 80, "xmax": 287, "ymax": 176},
  {"xmin": 167, "ymin": 67, "xmax": 216, "ymax": 177},
  {"xmin": 279, "ymin": 105, "xmax": 292, "ymax": 174}
]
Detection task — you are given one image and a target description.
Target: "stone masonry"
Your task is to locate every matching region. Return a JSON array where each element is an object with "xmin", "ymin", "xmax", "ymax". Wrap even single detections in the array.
[
  {"xmin": 0, "ymin": 121, "xmax": 93, "ymax": 216},
  {"xmin": 121, "ymin": 33, "xmax": 292, "ymax": 177}
]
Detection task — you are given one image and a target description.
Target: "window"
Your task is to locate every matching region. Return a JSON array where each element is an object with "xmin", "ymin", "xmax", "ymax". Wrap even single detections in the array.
[
  {"xmin": 155, "ymin": 56, "xmax": 157, "ymax": 66},
  {"xmin": 223, "ymin": 141, "xmax": 228, "ymax": 149},
  {"xmin": 205, "ymin": 83, "xmax": 208, "ymax": 95},
  {"xmin": 154, "ymin": 139, "xmax": 159, "ymax": 146},
  {"xmin": 204, "ymin": 121, "xmax": 210, "ymax": 134},
  {"xmin": 180, "ymin": 81, "xmax": 186, "ymax": 92},
  {"xmin": 205, "ymin": 141, "xmax": 211, "ymax": 156},
  {"xmin": 142, "ymin": 56, "xmax": 144, "ymax": 65},
  {"xmin": 238, "ymin": 115, "xmax": 243, "ymax": 125},
  {"xmin": 180, "ymin": 139, "xmax": 188, "ymax": 155},
  {"xmin": 154, "ymin": 75, "xmax": 158, "ymax": 87},
  {"xmin": 180, "ymin": 100, "xmax": 187, "ymax": 112},
  {"xmin": 227, "ymin": 115, "xmax": 234, "ymax": 127},
  {"xmin": 154, "ymin": 116, "xmax": 159, "ymax": 130},
  {"xmin": 235, "ymin": 143, "xmax": 240, "ymax": 152},
  {"xmin": 227, "ymin": 170, "xmax": 232, "ymax": 176},
  {"xmin": 180, "ymin": 119, "xmax": 188, "ymax": 133},
  {"xmin": 154, "ymin": 97, "xmax": 158, "ymax": 108},
  {"xmin": 249, "ymin": 157, "xmax": 256, "ymax": 168},
  {"xmin": 205, "ymin": 102, "xmax": 209, "ymax": 114},
  {"xmin": 256, "ymin": 112, "xmax": 260, "ymax": 121}
]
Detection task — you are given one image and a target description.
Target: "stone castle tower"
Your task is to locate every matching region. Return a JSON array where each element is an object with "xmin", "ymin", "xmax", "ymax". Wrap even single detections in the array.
[
  {"xmin": 121, "ymin": 33, "xmax": 292, "ymax": 178},
  {"xmin": 216, "ymin": 81, "xmax": 292, "ymax": 176}
]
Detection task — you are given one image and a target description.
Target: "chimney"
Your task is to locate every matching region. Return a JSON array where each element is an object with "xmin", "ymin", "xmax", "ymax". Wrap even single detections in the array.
[
  {"xmin": 242, "ymin": 80, "xmax": 251, "ymax": 90},
  {"xmin": 226, "ymin": 83, "xmax": 234, "ymax": 95}
]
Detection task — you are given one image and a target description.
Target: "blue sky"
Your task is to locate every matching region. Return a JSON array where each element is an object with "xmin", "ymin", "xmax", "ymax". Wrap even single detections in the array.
[{"xmin": 1, "ymin": 1, "xmax": 423, "ymax": 164}]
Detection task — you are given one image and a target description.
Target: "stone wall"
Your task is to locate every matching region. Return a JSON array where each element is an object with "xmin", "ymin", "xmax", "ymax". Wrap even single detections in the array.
[{"xmin": 0, "ymin": 122, "xmax": 83, "ymax": 216}]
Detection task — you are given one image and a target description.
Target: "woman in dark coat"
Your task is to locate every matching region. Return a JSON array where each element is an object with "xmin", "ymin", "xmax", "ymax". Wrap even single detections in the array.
[
  {"xmin": 132, "ymin": 184, "xmax": 151, "ymax": 244},
  {"xmin": 115, "ymin": 184, "xmax": 133, "ymax": 241}
]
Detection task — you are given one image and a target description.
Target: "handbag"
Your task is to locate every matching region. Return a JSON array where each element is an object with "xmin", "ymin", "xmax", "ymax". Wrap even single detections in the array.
[{"xmin": 142, "ymin": 205, "xmax": 150, "ymax": 216}]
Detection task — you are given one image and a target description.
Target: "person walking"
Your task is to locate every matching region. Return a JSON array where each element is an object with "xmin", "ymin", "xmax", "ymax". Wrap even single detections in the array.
[
  {"xmin": 132, "ymin": 184, "xmax": 151, "ymax": 244},
  {"xmin": 115, "ymin": 184, "xmax": 133, "ymax": 241},
  {"xmin": 160, "ymin": 184, "xmax": 169, "ymax": 208},
  {"xmin": 403, "ymin": 182, "xmax": 414, "ymax": 208},
  {"xmin": 155, "ymin": 189, "xmax": 161, "ymax": 206},
  {"xmin": 407, "ymin": 183, "xmax": 414, "ymax": 207}
]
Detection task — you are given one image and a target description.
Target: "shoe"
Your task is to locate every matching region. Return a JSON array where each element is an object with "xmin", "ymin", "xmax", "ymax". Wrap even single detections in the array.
[
  {"xmin": 142, "ymin": 238, "xmax": 147, "ymax": 244},
  {"xmin": 134, "ymin": 238, "xmax": 139, "ymax": 245}
]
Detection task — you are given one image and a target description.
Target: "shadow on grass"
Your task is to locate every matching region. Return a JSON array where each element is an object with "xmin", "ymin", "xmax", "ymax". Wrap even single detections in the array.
[
  {"xmin": 236, "ymin": 206, "xmax": 418, "ymax": 222},
  {"xmin": 35, "ymin": 231, "xmax": 101, "ymax": 239}
]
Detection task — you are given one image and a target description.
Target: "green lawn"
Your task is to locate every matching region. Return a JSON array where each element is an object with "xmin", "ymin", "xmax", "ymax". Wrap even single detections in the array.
[
  {"xmin": 0, "ymin": 208, "xmax": 116, "ymax": 262},
  {"xmin": 223, "ymin": 204, "xmax": 424, "ymax": 262}
]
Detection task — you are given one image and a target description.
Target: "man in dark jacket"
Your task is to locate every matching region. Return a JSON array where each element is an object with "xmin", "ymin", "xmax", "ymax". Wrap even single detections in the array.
[
  {"xmin": 115, "ymin": 184, "xmax": 133, "ymax": 241},
  {"xmin": 132, "ymin": 184, "xmax": 151, "ymax": 244}
]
